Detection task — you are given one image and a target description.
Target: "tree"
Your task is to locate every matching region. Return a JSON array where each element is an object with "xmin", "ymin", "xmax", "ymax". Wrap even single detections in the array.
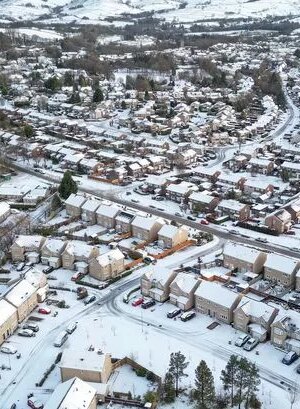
[
  {"xmin": 22, "ymin": 124, "xmax": 34, "ymax": 138},
  {"xmin": 168, "ymin": 351, "xmax": 189, "ymax": 396},
  {"xmin": 44, "ymin": 76, "xmax": 62, "ymax": 92},
  {"xmin": 51, "ymin": 194, "xmax": 62, "ymax": 211},
  {"xmin": 194, "ymin": 360, "xmax": 215, "ymax": 409},
  {"xmin": 58, "ymin": 171, "xmax": 78, "ymax": 200},
  {"xmin": 221, "ymin": 355, "xmax": 239, "ymax": 407},
  {"xmin": 243, "ymin": 362, "xmax": 260, "ymax": 409},
  {"xmin": 93, "ymin": 87, "xmax": 103, "ymax": 103},
  {"xmin": 162, "ymin": 371, "xmax": 176, "ymax": 403},
  {"xmin": 64, "ymin": 71, "xmax": 74, "ymax": 87},
  {"xmin": 68, "ymin": 92, "xmax": 81, "ymax": 104}
]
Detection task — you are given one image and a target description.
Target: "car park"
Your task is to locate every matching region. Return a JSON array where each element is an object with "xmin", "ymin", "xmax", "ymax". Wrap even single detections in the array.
[
  {"xmin": 235, "ymin": 334, "xmax": 250, "ymax": 347},
  {"xmin": 167, "ymin": 308, "xmax": 181, "ymax": 318},
  {"xmin": 18, "ymin": 329, "xmax": 35, "ymax": 337},
  {"xmin": 142, "ymin": 299, "xmax": 156, "ymax": 309},
  {"xmin": 38, "ymin": 307, "xmax": 51, "ymax": 315},
  {"xmin": 180, "ymin": 311, "xmax": 196, "ymax": 322},
  {"xmin": 84, "ymin": 295, "xmax": 96, "ymax": 305},
  {"xmin": 243, "ymin": 337, "xmax": 259, "ymax": 351},
  {"xmin": 132, "ymin": 297, "xmax": 144, "ymax": 307},
  {"xmin": 282, "ymin": 351, "xmax": 298, "ymax": 365}
]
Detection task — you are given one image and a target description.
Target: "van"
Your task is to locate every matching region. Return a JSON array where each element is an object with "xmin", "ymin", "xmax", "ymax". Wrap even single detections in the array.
[
  {"xmin": 54, "ymin": 331, "xmax": 68, "ymax": 347},
  {"xmin": 180, "ymin": 311, "xmax": 196, "ymax": 322},
  {"xmin": 282, "ymin": 351, "xmax": 298, "ymax": 365},
  {"xmin": 1, "ymin": 344, "xmax": 17, "ymax": 354},
  {"xmin": 66, "ymin": 322, "xmax": 77, "ymax": 334}
]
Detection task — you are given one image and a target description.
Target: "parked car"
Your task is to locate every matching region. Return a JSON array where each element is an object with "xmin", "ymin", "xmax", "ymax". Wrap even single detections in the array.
[
  {"xmin": 235, "ymin": 334, "xmax": 250, "ymax": 347},
  {"xmin": 187, "ymin": 215, "xmax": 196, "ymax": 221},
  {"xmin": 16, "ymin": 262, "xmax": 25, "ymax": 272},
  {"xmin": 54, "ymin": 331, "xmax": 68, "ymax": 347},
  {"xmin": 0, "ymin": 345, "xmax": 17, "ymax": 354},
  {"xmin": 175, "ymin": 212, "xmax": 184, "ymax": 217},
  {"xmin": 84, "ymin": 295, "xmax": 96, "ymax": 305},
  {"xmin": 243, "ymin": 337, "xmax": 259, "ymax": 351},
  {"xmin": 180, "ymin": 311, "xmax": 196, "ymax": 322},
  {"xmin": 71, "ymin": 272, "xmax": 83, "ymax": 281},
  {"xmin": 200, "ymin": 219, "xmax": 209, "ymax": 225},
  {"xmin": 167, "ymin": 308, "xmax": 181, "ymax": 319},
  {"xmin": 66, "ymin": 322, "xmax": 77, "ymax": 334},
  {"xmin": 142, "ymin": 299, "xmax": 156, "ymax": 309},
  {"xmin": 22, "ymin": 323, "xmax": 39, "ymax": 332},
  {"xmin": 42, "ymin": 266, "xmax": 54, "ymax": 274},
  {"xmin": 255, "ymin": 237, "xmax": 267, "ymax": 243},
  {"xmin": 38, "ymin": 307, "xmax": 51, "ymax": 315},
  {"xmin": 18, "ymin": 329, "xmax": 35, "ymax": 337},
  {"xmin": 27, "ymin": 398, "xmax": 44, "ymax": 409},
  {"xmin": 132, "ymin": 297, "xmax": 144, "ymax": 307},
  {"xmin": 282, "ymin": 351, "xmax": 298, "ymax": 365}
]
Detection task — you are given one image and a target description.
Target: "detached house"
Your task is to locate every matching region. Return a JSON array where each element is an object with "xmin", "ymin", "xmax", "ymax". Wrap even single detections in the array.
[
  {"xmin": 195, "ymin": 281, "xmax": 241, "ymax": 324},
  {"xmin": 65, "ymin": 194, "xmax": 87, "ymax": 217},
  {"xmin": 169, "ymin": 273, "xmax": 200, "ymax": 311},
  {"xmin": 89, "ymin": 248, "xmax": 125, "ymax": 281},
  {"xmin": 141, "ymin": 268, "xmax": 178, "ymax": 302},
  {"xmin": 223, "ymin": 242, "xmax": 267, "ymax": 274},
  {"xmin": 62, "ymin": 241, "xmax": 99, "ymax": 272},
  {"xmin": 234, "ymin": 298, "xmax": 278, "ymax": 342},
  {"xmin": 264, "ymin": 253, "xmax": 299, "ymax": 287},
  {"xmin": 41, "ymin": 238, "xmax": 67, "ymax": 268},
  {"xmin": 157, "ymin": 225, "xmax": 188, "ymax": 249},
  {"xmin": 249, "ymin": 158, "xmax": 274, "ymax": 175},
  {"xmin": 131, "ymin": 216, "xmax": 164, "ymax": 242}
]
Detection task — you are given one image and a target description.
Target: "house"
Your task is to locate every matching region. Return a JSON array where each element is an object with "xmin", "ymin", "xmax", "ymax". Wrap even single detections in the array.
[
  {"xmin": 166, "ymin": 182, "xmax": 198, "ymax": 203},
  {"xmin": 169, "ymin": 273, "xmax": 200, "ymax": 310},
  {"xmin": 60, "ymin": 347, "xmax": 113, "ymax": 383},
  {"xmin": 249, "ymin": 158, "xmax": 274, "ymax": 175},
  {"xmin": 65, "ymin": 193, "xmax": 87, "ymax": 217},
  {"xmin": 223, "ymin": 242, "xmax": 267, "ymax": 274},
  {"xmin": 271, "ymin": 311, "xmax": 300, "ymax": 354},
  {"xmin": 195, "ymin": 168, "xmax": 221, "ymax": 182},
  {"xmin": 89, "ymin": 248, "xmax": 125, "ymax": 281},
  {"xmin": 243, "ymin": 180, "xmax": 274, "ymax": 196},
  {"xmin": 195, "ymin": 281, "xmax": 241, "ymax": 324},
  {"xmin": 141, "ymin": 268, "xmax": 178, "ymax": 302},
  {"xmin": 11, "ymin": 235, "xmax": 46, "ymax": 262},
  {"xmin": 217, "ymin": 199, "xmax": 250, "ymax": 221},
  {"xmin": 265, "ymin": 209, "xmax": 292, "ymax": 233},
  {"xmin": 189, "ymin": 192, "xmax": 219, "ymax": 212},
  {"xmin": 264, "ymin": 253, "xmax": 299, "ymax": 287},
  {"xmin": 0, "ymin": 299, "xmax": 18, "ymax": 345},
  {"xmin": 131, "ymin": 216, "xmax": 165, "ymax": 242},
  {"xmin": 62, "ymin": 241, "xmax": 99, "ymax": 272},
  {"xmin": 286, "ymin": 201, "xmax": 300, "ymax": 223},
  {"xmin": 4, "ymin": 280, "xmax": 38, "ymax": 323},
  {"xmin": 81, "ymin": 198, "xmax": 102, "ymax": 224},
  {"xmin": 115, "ymin": 210, "xmax": 135, "ymax": 233},
  {"xmin": 173, "ymin": 149, "xmax": 197, "ymax": 167},
  {"xmin": 234, "ymin": 298, "xmax": 278, "ymax": 341},
  {"xmin": 216, "ymin": 173, "xmax": 246, "ymax": 191},
  {"xmin": 281, "ymin": 161, "xmax": 300, "ymax": 179},
  {"xmin": 41, "ymin": 238, "xmax": 67, "ymax": 268},
  {"xmin": 96, "ymin": 205, "xmax": 120, "ymax": 228},
  {"xmin": 157, "ymin": 225, "xmax": 188, "ymax": 249},
  {"xmin": 44, "ymin": 377, "xmax": 97, "ymax": 409}
]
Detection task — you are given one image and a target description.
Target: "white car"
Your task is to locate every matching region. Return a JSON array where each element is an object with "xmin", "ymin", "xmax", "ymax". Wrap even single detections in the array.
[
  {"xmin": 18, "ymin": 329, "xmax": 35, "ymax": 337},
  {"xmin": 243, "ymin": 337, "xmax": 259, "ymax": 351},
  {"xmin": 1, "ymin": 344, "xmax": 17, "ymax": 354},
  {"xmin": 235, "ymin": 334, "xmax": 250, "ymax": 347}
]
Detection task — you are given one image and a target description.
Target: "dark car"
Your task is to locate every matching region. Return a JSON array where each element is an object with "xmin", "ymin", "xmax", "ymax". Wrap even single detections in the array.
[
  {"xmin": 142, "ymin": 299, "xmax": 156, "ymax": 309},
  {"xmin": 187, "ymin": 215, "xmax": 196, "ymax": 221},
  {"xmin": 282, "ymin": 351, "xmax": 298, "ymax": 365},
  {"xmin": 84, "ymin": 295, "xmax": 96, "ymax": 305}
]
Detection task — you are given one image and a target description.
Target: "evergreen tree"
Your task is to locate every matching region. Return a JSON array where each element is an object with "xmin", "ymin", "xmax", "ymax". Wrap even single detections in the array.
[
  {"xmin": 58, "ymin": 170, "xmax": 78, "ymax": 199},
  {"xmin": 22, "ymin": 124, "xmax": 34, "ymax": 138},
  {"xmin": 168, "ymin": 351, "xmax": 189, "ymax": 396},
  {"xmin": 243, "ymin": 362, "xmax": 260, "ymax": 409},
  {"xmin": 64, "ymin": 71, "xmax": 74, "ymax": 87},
  {"xmin": 45, "ymin": 76, "xmax": 61, "ymax": 92},
  {"xmin": 194, "ymin": 360, "xmax": 215, "ymax": 409},
  {"xmin": 68, "ymin": 92, "xmax": 81, "ymax": 104},
  {"xmin": 93, "ymin": 87, "xmax": 103, "ymax": 103},
  {"xmin": 220, "ymin": 355, "xmax": 239, "ymax": 407},
  {"xmin": 162, "ymin": 371, "xmax": 176, "ymax": 403}
]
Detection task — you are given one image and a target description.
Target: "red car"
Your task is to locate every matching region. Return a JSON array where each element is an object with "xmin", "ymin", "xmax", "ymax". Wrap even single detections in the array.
[
  {"xmin": 132, "ymin": 297, "xmax": 144, "ymax": 307},
  {"xmin": 200, "ymin": 219, "xmax": 209, "ymax": 225},
  {"xmin": 38, "ymin": 307, "xmax": 51, "ymax": 315}
]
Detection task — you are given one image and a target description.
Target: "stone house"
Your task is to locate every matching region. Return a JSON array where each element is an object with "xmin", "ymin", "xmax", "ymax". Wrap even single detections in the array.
[
  {"xmin": 81, "ymin": 198, "xmax": 102, "ymax": 224},
  {"xmin": 96, "ymin": 205, "xmax": 120, "ymax": 229},
  {"xmin": 195, "ymin": 281, "xmax": 241, "ymax": 324},
  {"xmin": 271, "ymin": 311, "xmax": 300, "ymax": 354},
  {"xmin": 157, "ymin": 225, "xmax": 188, "ymax": 249},
  {"xmin": 169, "ymin": 273, "xmax": 200, "ymax": 311},
  {"xmin": 115, "ymin": 211, "xmax": 135, "ymax": 233},
  {"xmin": 11, "ymin": 235, "xmax": 46, "ymax": 262},
  {"xmin": 131, "ymin": 216, "xmax": 165, "ymax": 242},
  {"xmin": 89, "ymin": 248, "xmax": 125, "ymax": 281},
  {"xmin": 141, "ymin": 268, "xmax": 178, "ymax": 302},
  {"xmin": 265, "ymin": 209, "xmax": 292, "ymax": 233},
  {"xmin": 41, "ymin": 238, "xmax": 67, "ymax": 268},
  {"xmin": 5, "ymin": 280, "xmax": 38, "ymax": 323},
  {"xmin": 65, "ymin": 193, "xmax": 87, "ymax": 217},
  {"xmin": 264, "ymin": 253, "xmax": 299, "ymax": 287},
  {"xmin": 234, "ymin": 298, "xmax": 278, "ymax": 341},
  {"xmin": 0, "ymin": 299, "xmax": 18, "ymax": 345},
  {"xmin": 62, "ymin": 241, "xmax": 99, "ymax": 271},
  {"xmin": 189, "ymin": 192, "xmax": 220, "ymax": 212},
  {"xmin": 223, "ymin": 242, "xmax": 267, "ymax": 274}
]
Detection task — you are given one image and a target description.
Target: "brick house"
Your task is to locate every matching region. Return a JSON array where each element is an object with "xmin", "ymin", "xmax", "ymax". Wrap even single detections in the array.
[
  {"xmin": 264, "ymin": 253, "xmax": 299, "ymax": 287},
  {"xmin": 131, "ymin": 216, "xmax": 165, "ymax": 242},
  {"xmin": 89, "ymin": 248, "xmax": 125, "ymax": 281},
  {"xmin": 223, "ymin": 242, "xmax": 267, "ymax": 274},
  {"xmin": 141, "ymin": 268, "xmax": 178, "ymax": 302},
  {"xmin": 157, "ymin": 225, "xmax": 188, "ymax": 249}
]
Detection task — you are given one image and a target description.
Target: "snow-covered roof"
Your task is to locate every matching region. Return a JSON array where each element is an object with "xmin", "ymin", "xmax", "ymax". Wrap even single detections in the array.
[
  {"xmin": 96, "ymin": 248, "xmax": 124, "ymax": 267},
  {"xmin": 195, "ymin": 280, "xmax": 240, "ymax": 308},
  {"xmin": 218, "ymin": 199, "xmax": 246, "ymax": 212},
  {"xmin": 0, "ymin": 202, "xmax": 10, "ymax": 218},
  {"xmin": 44, "ymin": 377, "xmax": 96, "ymax": 409},
  {"xmin": 64, "ymin": 241, "xmax": 97, "ymax": 258},
  {"xmin": 264, "ymin": 253, "xmax": 299, "ymax": 275},
  {"xmin": 132, "ymin": 216, "xmax": 163, "ymax": 231},
  {"xmin": 42, "ymin": 238, "xmax": 65, "ymax": 255},
  {"xmin": 60, "ymin": 347, "xmax": 109, "ymax": 372},
  {"xmin": 65, "ymin": 193, "xmax": 86, "ymax": 208},
  {"xmin": 81, "ymin": 198, "xmax": 101, "ymax": 213},
  {"xmin": 145, "ymin": 268, "xmax": 176, "ymax": 287},
  {"xmin": 96, "ymin": 204, "xmax": 120, "ymax": 218},
  {"xmin": 14, "ymin": 235, "xmax": 44, "ymax": 249},
  {"xmin": 0, "ymin": 299, "xmax": 17, "ymax": 326},
  {"xmin": 166, "ymin": 182, "xmax": 198, "ymax": 195},
  {"xmin": 170, "ymin": 272, "xmax": 199, "ymax": 293},
  {"xmin": 235, "ymin": 298, "xmax": 277, "ymax": 321},
  {"xmin": 189, "ymin": 191, "xmax": 216, "ymax": 204},
  {"xmin": 5, "ymin": 280, "xmax": 36, "ymax": 307},
  {"xmin": 224, "ymin": 242, "xmax": 264, "ymax": 264},
  {"xmin": 158, "ymin": 224, "xmax": 180, "ymax": 239}
]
